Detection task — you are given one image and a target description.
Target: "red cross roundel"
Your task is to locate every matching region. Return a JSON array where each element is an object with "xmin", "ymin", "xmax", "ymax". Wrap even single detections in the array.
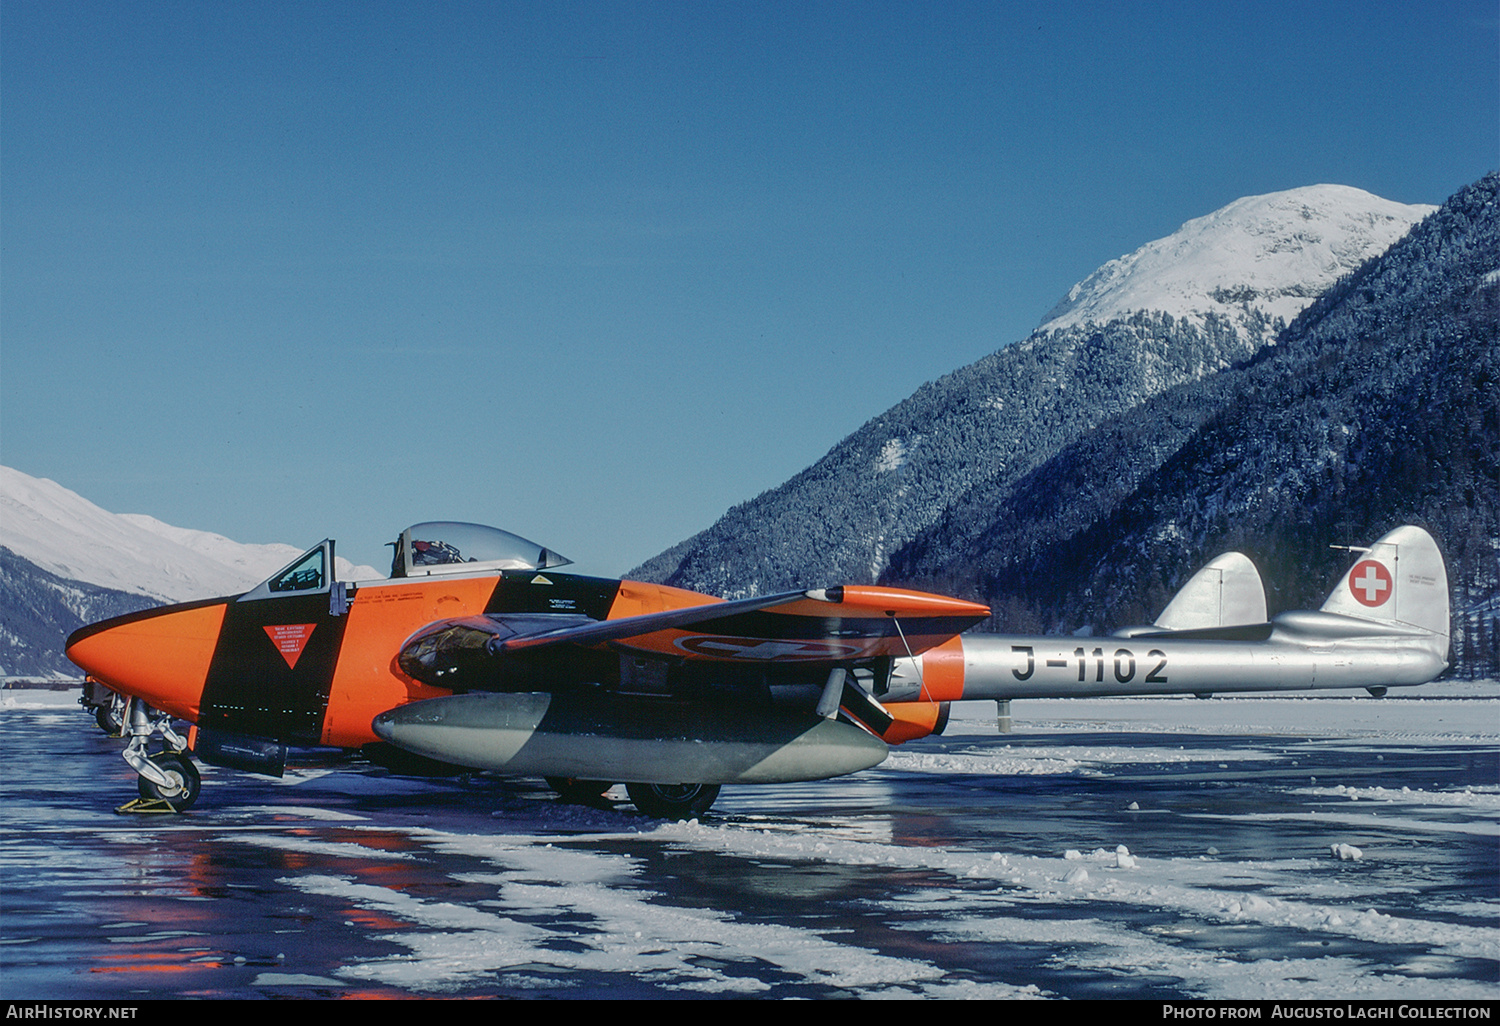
[{"xmin": 1347, "ymin": 560, "xmax": 1393, "ymax": 608}]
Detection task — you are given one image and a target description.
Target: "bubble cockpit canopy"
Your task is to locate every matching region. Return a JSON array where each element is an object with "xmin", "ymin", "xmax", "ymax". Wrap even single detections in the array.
[{"xmin": 389, "ymin": 522, "xmax": 572, "ymax": 579}]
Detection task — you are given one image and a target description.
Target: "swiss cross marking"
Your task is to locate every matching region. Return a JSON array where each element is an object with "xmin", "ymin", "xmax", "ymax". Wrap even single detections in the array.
[{"xmin": 1348, "ymin": 560, "xmax": 1392, "ymax": 608}]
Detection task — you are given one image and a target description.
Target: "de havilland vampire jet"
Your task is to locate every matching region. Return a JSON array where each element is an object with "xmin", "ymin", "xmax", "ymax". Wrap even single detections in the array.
[{"xmin": 67, "ymin": 521, "xmax": 1450, "ymax": 818}]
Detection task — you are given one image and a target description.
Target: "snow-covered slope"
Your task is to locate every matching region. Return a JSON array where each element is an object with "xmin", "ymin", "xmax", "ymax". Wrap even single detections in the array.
[
  {"xmin": 1038, "ymin": 185, "xmax": 1435, "ymax": 335},
  {"xmin": 634, "ymin": 183, "xmax": 1436, "ymax": 598},
  {"xmin": 116, "ymin": 513, "xmax": 307, "ymax": 586},
  {"xmin": 0, "ymin": 466, "xmax": 380, "ymax": 604}
]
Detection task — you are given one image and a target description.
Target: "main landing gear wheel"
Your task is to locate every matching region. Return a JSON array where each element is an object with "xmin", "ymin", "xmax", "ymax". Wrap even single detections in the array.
[
  {"xmin": 546, "ymin": 777, "xmax": 613, "ymax": 803},
  {"xmin": 136, "ymin": 751, "xmax": 201, "ymax": 812},
  {"xmin": 625, "ymin": 782, "xmax": 720, "ymax": 819}
]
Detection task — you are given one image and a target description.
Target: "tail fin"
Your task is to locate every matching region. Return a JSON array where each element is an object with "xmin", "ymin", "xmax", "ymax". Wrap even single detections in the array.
[
  {"xmin": 1155, "ymin": 551, "xmax": 1267, "ymax": 630},
  {"xmin": 1321, "ymin": 525, "xmax": 1449, "ymax": 639}
]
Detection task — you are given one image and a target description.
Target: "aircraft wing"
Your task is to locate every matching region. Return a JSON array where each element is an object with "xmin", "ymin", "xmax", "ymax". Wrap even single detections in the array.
[{"xmin": 397, "ymin": 585, "xmax": 991, "ymax": 688}]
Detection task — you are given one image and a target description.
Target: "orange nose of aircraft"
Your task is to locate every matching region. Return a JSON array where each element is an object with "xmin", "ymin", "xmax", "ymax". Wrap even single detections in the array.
[{"xmin": 66, "ymin": 601, "xmax": 228, "ymax": 722}]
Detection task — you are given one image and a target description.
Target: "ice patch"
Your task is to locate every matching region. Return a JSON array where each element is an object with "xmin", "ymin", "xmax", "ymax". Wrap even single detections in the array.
[
  {"xmin": 283, "ymin": 861, "xmax": 1040, "ymax": 997},
  {"xmin": 883, "ymin": 743, "xmax": 1276, "ymax": 777},
  {"xmin": 251, "ymin": 972, "xmax": 346, "ymax": 988},
  {"xmin": 232, "ymin": 834, "xmax": 415, "ymax": 861},
  {"xmin": 642, "ymin": 819, "xmax": 1500, "ymax": 971},
  {"xmin": 237, "ymin": 805, "xmax": 368, "ymax": 822}
]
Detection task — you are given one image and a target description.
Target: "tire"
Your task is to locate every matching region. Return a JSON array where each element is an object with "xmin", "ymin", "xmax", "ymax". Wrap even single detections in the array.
[
  {"xmin": 137, "ymin": 751, "xmax": 201, "ymax": 811},
  {"xmin": 546, "ymin": 777, "xmax": 613, "ymax": 803},
  {"xmin": 625, "ymin": 782, "xmax": 720, "ymax": 819},
  {"xmin": 95, "ymin": 705, "xmax": 123, "ymax": 736}
]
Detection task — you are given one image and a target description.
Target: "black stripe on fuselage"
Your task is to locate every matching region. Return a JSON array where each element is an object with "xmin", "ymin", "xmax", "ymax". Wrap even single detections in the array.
[
  {"xmin": 198, "ymin": 592, "xmax": 350, "ymax": 745},
  {"xmin": 484, "ymin": 571, "xmax": 622, "ymax": 619}
]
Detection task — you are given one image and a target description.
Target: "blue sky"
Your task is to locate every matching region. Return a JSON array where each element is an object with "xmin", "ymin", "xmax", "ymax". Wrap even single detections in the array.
[{"xmin": 3, "ymin": 1, "xmax": 1496, "ymax": 578}]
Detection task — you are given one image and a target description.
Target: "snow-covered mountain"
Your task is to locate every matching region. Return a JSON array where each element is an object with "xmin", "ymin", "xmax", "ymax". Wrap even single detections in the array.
[
  {"xmin": 4, "ymin": 467, "xmax": 292, "ymax": 603},
  {"xmin": 0, "ymin": 466, "xmax": 386, "ymax": 677},
  {"xmin": 633, "ymin": 184, "xmax": 1436, "ymax": 597},
  {"xmin": 886, "ymin": 173, "xmax": 1498, "ymax": 676},
  {"xmin": 1, "ymin": 465, "xmax": 381, "ymax": 604},
  {"xmin": 1038, "ymin": 185, "xmax": 1435, "ymax": 336}
]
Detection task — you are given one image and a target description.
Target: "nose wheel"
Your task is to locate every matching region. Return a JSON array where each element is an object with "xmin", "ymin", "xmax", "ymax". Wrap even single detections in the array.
[
  {"xmin": 118, "ymin": 749, "xmax": 202, "ymax": 814},
  {"xmin": 133, "ymin": 751, "xmax": 202, "ymax": 811},
  {"xmin": 115, "ymin": 697, "xmax": 201, "ymax": 814}
]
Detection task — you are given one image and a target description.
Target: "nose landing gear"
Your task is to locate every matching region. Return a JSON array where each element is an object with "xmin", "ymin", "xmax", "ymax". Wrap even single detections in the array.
[
  {"xmin": 130, "ymin": 750, "xmax": 202, "ymax": 812},
  {"xmin": 115, "ymin": 697, "xmax": 201, "ymax": 814}
]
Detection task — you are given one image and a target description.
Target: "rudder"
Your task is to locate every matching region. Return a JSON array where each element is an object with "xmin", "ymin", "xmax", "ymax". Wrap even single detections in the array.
[{"xmin": 1321, "ymin": 526, "xmax": 1449, "ymax": 640}]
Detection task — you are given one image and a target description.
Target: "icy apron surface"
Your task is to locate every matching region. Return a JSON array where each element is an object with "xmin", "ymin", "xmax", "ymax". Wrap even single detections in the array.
[{"xmin": 2, "ymin": 687, "xmax": 1495, "ymax": 999}]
